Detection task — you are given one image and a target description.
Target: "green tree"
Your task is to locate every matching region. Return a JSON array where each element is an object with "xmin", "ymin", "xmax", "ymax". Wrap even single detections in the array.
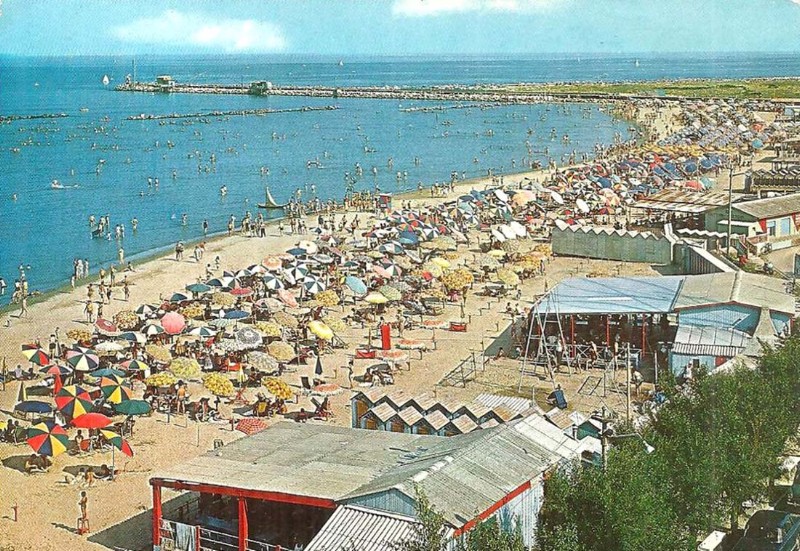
[{"xmin": 392, "ymin": 489, "xmax": 450, "ymax": 551}]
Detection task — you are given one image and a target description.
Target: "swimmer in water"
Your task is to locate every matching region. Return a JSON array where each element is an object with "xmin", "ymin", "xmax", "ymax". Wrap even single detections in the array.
[{"xmin": 11, "ymin": 193, "xmax": 18, "ymax": 201}]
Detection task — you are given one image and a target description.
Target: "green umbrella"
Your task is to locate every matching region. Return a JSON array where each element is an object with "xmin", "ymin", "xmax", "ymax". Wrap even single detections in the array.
[{"xmin": 114, "ymin": 400, "xmax": 151, "ymax": 416}]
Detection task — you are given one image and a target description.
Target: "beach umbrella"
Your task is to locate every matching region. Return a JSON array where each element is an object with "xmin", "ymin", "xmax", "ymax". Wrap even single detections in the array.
[
  {"xmin": 100, "ymin": 429, "xmax": 134, "ymax": 457},
  {"xmin": 142, "ymin": 322, "xmax": 165, "ymax": 338},
  {"xmin": 397, "ymin": 338, "xmax": 426, "ymax": 350},
  {"xmin": 186, "ymin": 283, "xmax": 211, "ymax": 294},
  {"xmin": 21, "ymin": 344, "xmax": 50, "ymax": 366},
  {"xmin": 95, "ymin": 341, "xmax": 125, "ymax": 355},
  {"xmin": 284, "ymin": 264, "xmax": 310, "ymax": 282},
  {"xmin": 378, "ymin": 285, "xmax": 402, "ymax": 302},
  {"xmin": 135, "ymin": 304, "xmax": 158, "ymax": 319},
  {"xmin": 430, "ymin": 257, "xmax": 451, "ymax": 269},
  {"xmin": 287, "ymin": 247, "xmax": 307, "ymax": 257},
  {"xmin": 235, "ymin": 327, "xmax": 263, "ymax": 349},
  {"xmin": 118, "ymin": 331, "xmax": 146, "ymax": 344},
  {"xmin": 345, "ymin": 276, "xmax": 368, "ymax": 295},
  {"xmin": 234, "ymin": 268, "xmax": 253, "ymax": 279},
  {"xmin": 99, "ymin": 375, "xmax": 133, "ymax": 404},
  {"xmin": 364, "ymin": 292, "xmax": 389, "ymax": 305},
  {"xmin": 378, "ymin": 241, "xmax": 405, "ymax": 255},
  {"xmin": 278, "ymin": 289, "xmax": 299, "ymax": 308},
  {"xmin": 313, "ymin": 254, "xmax": 334, "ymax": 264},
  {"xmin": 206, "ymin": 276, "xmax": 235, "ymax": 289},
  {"xmin": 262, "ymin": 273, "xmax": 285, "ymax": 291},
  {"xmin": 302, "ymin": 276, "xmax": 326, "ymax": 295},
  {"xmin": 496, "ymin": 267, "xmax": 521, "ymax": 286},
  {"xmin": 229, "ymin": 287, "xmax": 253, "ymax": 297},
  {"xmin": 379, "ymin": 261, "xmax": 403, "ymax": 278},
  {"xmin": 267, "ymin": 341, "xmax": 295, "ymax": 362},
  {"xmin": 308, "ymin": 320, "xmax": 334, "ymax": 341},
  {"xmin": 95, "ymin": 318, "xmax": 120, "ymax": 336},
  {"xmin": 14, "ymin": 400, "xmax": 53, "ymax": 415},
  {"xmin": 262, "ymin": 377, "xmax": 294, "ymax": 400},
  {"xmin": 312, "ymin": 382, "xmax": 343, "ymax": 397},
  {"xmin": 41, "ymin": 363, "xmax": 73, "ymax": 377},
  {"xmin": 188, "ymin": 326, "xmax": 217, "ymax": 338},
  {"xmin": 145, "ymin": 344, "xmax": 172, "ymax": 364},
  {"xmin": 161, "ymin": 312, "xmax": 186, "ymax": 335},
  {"xmin": 66, "ymin": 347, "xmax": 100, "ymax": 372},
  {"xmin": 235, "ymin": 418, "xmax": 269, "ymax": 436},
  {"xmin": 55, "ymin": 385, "xmax": 94, "ymax": 418},
  {"xmin": 272, "ymin": 311, "xmax": 299, "ymax": 329},
  {"xmin": 72, "ymin": 412, "xmax": 113, "ymax": 429},
  {"xmin": 208, "ymin": 318, "xmax": 235, "ymax": 329},
  {"xmin": 224, "ymin": 309, "xmax": 250, "ymax": 320},
  {"xmin": 378, "ymin": 350, "xmax": 409, "ymax": 363},
  {"xmin": 27, "ymin": 421, "xmax": 70, "ymax": 457},
  {"xmin": 114, "ymin": 399, "xmax": 151, "ymax": 416},
  {"xmin": 120, "ymin": 359, "xmax": 148, "ymax": 374},
  {"xmin": 89, "ymin": 367, "xmax": 125, "ymax": 378},
  {"xmin": 247, "ymin": 351, "xmax": 279, "ymax": 372},
  {"xmin": 168, "ymin": 292, "xmax": 191, "ymax": 303},
  {"xmin": 263, "ymin": 256, "xmax": 283, "ymax": 271}
]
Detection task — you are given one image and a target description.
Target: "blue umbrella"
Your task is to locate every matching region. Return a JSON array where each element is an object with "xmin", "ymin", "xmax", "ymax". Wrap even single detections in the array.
[
  {"xmin": 345, "ymin": 276, "xmax": 368, "ymax": 295},
  {"xmin": 287, "ymin": 247, "xmax": 307, "ymax": 257},
  {"xmin": 14, "ymin": 400, "xmax": 53, "ymax": 414},
  {"xmin": 186, "ymin": 283, "xmax": 211, "ymax": 294},
  {"xmin": 398, "ymin": 231, "xmax": 419, "ymax": 245},
  {"xmin": 224, "ymin": 310, "xmax": 250, "ymax": 320},
  {"xmin": 169, "ymin": 292, "xmax": 191, "ymax": 303}
]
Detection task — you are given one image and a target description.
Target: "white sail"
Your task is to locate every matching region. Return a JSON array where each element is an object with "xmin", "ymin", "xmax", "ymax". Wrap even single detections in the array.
[{"xmin": 102, "ymin": 75, "xmax": 110, "ymax": 86}]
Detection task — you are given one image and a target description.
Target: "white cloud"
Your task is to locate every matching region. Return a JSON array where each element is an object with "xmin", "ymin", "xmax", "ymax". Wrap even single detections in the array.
[
  {"xmin": 112, "ymin": 10, "xmax": 286, "ymax": 52},
  {"xmin": 392, "ymin": 0, "xmax": 566, "ymax": 17}
]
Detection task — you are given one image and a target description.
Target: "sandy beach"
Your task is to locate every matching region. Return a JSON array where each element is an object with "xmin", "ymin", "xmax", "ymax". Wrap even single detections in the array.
[{"xmin": 0, "ymin": 102, "xmax": 680, "ymax": 551}]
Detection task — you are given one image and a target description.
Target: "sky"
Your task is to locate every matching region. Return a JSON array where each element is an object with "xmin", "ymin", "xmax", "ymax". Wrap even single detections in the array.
[{"xmin": 2, "ymin": 0, "xmax": 800, "ymax": 56}]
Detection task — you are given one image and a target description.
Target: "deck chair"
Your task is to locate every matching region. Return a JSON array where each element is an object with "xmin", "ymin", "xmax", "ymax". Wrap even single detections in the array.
[{"xmin": 300, "ymin": 376, "xmax": 313, "ymax": 395}]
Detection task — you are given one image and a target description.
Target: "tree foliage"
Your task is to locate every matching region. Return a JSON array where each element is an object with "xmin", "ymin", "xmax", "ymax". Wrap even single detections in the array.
[{"xmin": 538, "ymin": 336, "xmax": 800, "ymax": 551}]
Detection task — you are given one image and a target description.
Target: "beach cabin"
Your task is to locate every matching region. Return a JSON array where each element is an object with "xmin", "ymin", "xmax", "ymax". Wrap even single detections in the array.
[
  {"xmin": 361, "ymin": 403, "xmax": 396, "ymax": 431},
  {"xmin": 385, "ymin": 410, "xmax": 408, "ymax": 434},
  {"xmin": 443, "ymin": 415, "xmax": 479, "ymax": 437},
  {"xmin": 397, "ymin": 406, "xmax": 423, "ymax": 433}
]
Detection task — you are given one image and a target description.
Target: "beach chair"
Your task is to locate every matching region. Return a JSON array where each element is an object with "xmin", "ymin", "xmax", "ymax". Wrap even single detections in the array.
[{"xmin": 300, "ymin": 376, "xmax": 313, "ymax": 395}]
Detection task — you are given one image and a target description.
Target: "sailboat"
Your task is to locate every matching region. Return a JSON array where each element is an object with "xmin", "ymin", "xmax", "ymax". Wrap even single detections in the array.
[
  {"xmin": 338, "ymin": 60, "xmax": 344, "ymax": 67},
  {"xmin": 634, "ymin": 59, "xmax": 640, "ymax": 68},
  {"xmin": 258, "ymin": 187, "xmax": 287, "ymax": 210},
  {"xmin": 102, "ymin": 75, "xmax": 110, "ymax": 86}
]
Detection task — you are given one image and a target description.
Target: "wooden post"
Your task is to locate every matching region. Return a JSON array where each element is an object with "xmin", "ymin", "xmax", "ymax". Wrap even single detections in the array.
[
  {"xmin": 605, "ymin": 316, "xmax": 610, "ymax": 348},
  {"xmin": 152, "ymin": 484, "xmax": 162, "ymax": 546},
  {"xmin": 626, "ymin": 343, "xmax": 631, "ymax": 424},
  {"xmin": 641, "ymin": 315, "xmax": 647, "ymax": 358},
  {"xmin": 238, "ymin": 497, "xmax": 248, "ymax": 551},
  {"xmin": 570, "ymin": 315, "xmax": 575, "ymax": 356}
]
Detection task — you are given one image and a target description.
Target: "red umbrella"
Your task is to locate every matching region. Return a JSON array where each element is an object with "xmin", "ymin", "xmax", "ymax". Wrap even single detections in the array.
[
  {"xmin": 278, "ymin": 289, "xmax": 298, "ymax": 308},
  {"xmin": 21, "ymin": 344, "xmax": 50, "ymax": 366},
  {"xmin": 161, "ymin": 312, "xmax": 186, "ymax": 335},
  {"xmin": 95, "ymin": 318, "xmax": 119, "ymax": 335},
  {"xmin": 72, "ymin": 412, "xmax": 112, "ymax": 429},
  {"xmin": 229, "ymin": 287, "xmax": 253, "ymax": 297}
]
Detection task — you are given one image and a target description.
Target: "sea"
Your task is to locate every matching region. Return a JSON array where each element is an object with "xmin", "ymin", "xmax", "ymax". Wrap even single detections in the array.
[{"xmin": 1, "ymin": 52, "xmax": 799, "ymax": 305}]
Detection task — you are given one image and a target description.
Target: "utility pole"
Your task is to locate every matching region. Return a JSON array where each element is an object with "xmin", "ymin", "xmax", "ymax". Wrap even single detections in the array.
[
  {"xmin": 727, "ymin": 166, "xmax": 734, "ymax": 257},
  {"xmin": 626, "ymin": 343, "xmax": 631, "ymax": 424}
]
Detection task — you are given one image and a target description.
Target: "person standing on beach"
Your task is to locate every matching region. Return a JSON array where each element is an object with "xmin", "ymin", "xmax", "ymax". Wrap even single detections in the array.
[
  {"xmin": 19, "ymin": 294, "xmax": 28, "ymax": 318},
  {"xmin": 123, "ymin": 279, "xmax": 130, "ymax": 302},
  {"xmin": 78, "ymin": 491, "xmax": 89, "ymax": 533}
]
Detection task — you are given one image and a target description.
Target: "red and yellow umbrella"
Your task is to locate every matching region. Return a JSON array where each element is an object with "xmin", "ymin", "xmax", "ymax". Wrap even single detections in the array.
[
  {"xmin": 99, "ymin": 375, "xmax": 133, "ymax": 404},
  {"xmin": 55, "ymin": 385, "xmax": 94, "ymax": 418},
  {"xmin": 72, "ymin": 412, "xmax": 113, "ymax": 429},
  {"xmin": 27, "ymin": 421, "xmax": 70, "ymax": 457},
  {"xmin": 99, "ymin": 429, "xmax": 134, "ymax": 457},
  {"xmin": 21, "ymin": 344, "xmax": 50, "ymax": 366}
]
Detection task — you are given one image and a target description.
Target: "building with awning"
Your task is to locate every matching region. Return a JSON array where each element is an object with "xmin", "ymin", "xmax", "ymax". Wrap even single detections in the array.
[
  {"xmin": 150, "ymin": 416, "xmax": 584, "ymax": 551},
  {"xmin": 633, "ymin": 188, "xmax": 742, "ymax": 215},
  {"xmin": 523, "ymin": 272, "xmax": 792, "ymax": 379},
  {"xmin": 704, "ymin": 193, "xmax": 800, "ymax": 246}
]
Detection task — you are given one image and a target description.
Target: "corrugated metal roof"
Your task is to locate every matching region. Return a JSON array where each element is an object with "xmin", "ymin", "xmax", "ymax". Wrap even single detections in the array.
[
  {"xmin": 151, "ymin": 422, "xmax": 442, "ymax": 501},
  {"xmin": 545, "ymin": 408, "xmax": 573, "ymax": 430},
  {"xmin": 305, "ymin": 505, "xmax": 419, "ymax": 551},
  {"xmin": 733, "ymin": 193, "xmax": 800, "ymax": 220},
  {"xmin": 539, "ymin": 276, "xmax": 684, "ymax": 315},
  {"xmin": 474, "ymin": 393, "xmax": 533, "ymax": 415},
  {"xmin": 673, "ymin": 271, "xmax": 793, "ymax": 314},
  {"xmin": 344, "ymin": 415, "xmax": 581, "ymax": 527},
  {"xmin": 672, "ymin": 324, "xmax": 750, "ymax": 357},
  {"xmin": 634, "ymin": 189, "xmax": 742, "ymax": 214}
]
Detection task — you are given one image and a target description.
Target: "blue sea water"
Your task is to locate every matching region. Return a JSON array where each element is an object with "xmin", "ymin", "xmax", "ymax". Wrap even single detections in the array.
[{"xmin": 0, "ymin": 53, "xmax": 797, "ymax": 304}]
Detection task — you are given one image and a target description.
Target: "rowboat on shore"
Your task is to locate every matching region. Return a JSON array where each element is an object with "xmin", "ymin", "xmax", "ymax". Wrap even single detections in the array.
[{"xmin": 258, "ymin": 187, "xmax": 287, "ymax": 210}]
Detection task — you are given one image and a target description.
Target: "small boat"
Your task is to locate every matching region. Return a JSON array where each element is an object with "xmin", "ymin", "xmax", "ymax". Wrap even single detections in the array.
[
  {"xmin": 51, "ymin": 180, "xmax": 64, "ymax": 190},
  {"xmin": 80, "ymin": 107, "xmax": 89, "ymax": 113},
  {"xmin": 102, "ymin": 75, "xmax": 110, "ymax": 86},
  {"xmin": 338, "ymin": 60, "xmax": 344, "ymax": 67},
  {"xmin": 258, "ymin": 187, "xmax": 287, "ymax": 210}
]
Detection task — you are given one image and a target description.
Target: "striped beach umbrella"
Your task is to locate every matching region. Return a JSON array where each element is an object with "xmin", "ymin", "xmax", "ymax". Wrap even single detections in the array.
[
  {"xmin": 262, "ymin": 273, "xmax": 285, "ymax": 291},
  {"xmin": 188, "ymin": 326, "xmax": 217, "ymax": 338},
  {"xmin": 99, "ymin": 375, "xmax": 133, "ymax": 404},
  {"xmin": 120, "ymin": 358, "xmax": 149, "ymax": 372},
  {"xmin": 55, "ymin": 385, "xmax": 94, "ymax": 418},
  {"xmin": 66, "ymin": 347, "xmax": 100, "ymax": 372},
  {"xmin": 135, "ymin": 304, "xmax": 158, "ymax": 319},
  {"xmin": 207, "ymin": 276, "xmax": 235, "ymax": 289},
  {"xmin": 379, "ymin": 260, "xmax": 403, "ymax": 278},
  {"xmin": 99, "ymin": 429, "xmax": 134, "ymax": 457},
  {"xmin": 41, "ymin": 363, "xmax": 73, "ymax": 377},
  {"xmin": 142, "ymin": 323, "xmax": 165, "ymax": 337},
  {"xmin": 27, "ymin": 421, "xmax": 70, "ymax": 457},
  {"xmin": 302, "ymin": 275, "xmax": 326, "ymax": 295},
  {"xmin": 378, "ymin": 241, "xmax": 405, "ymax": 255},
  {"xmin": 284, "ymin": 264, "xmax": 309, "ymax": 284},
  {"xmin": 21, "ymin": 344, "xmax": 50, "ymax": 366},
  {"xmin": 118, "ymin": 331, "xmax": 146, "ymax": 345}
]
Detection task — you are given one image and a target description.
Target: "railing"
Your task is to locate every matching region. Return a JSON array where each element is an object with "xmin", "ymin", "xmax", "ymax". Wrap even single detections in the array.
[{"xmin": 160, "ymin": 519, "xmax": 285, "ymax": 551}]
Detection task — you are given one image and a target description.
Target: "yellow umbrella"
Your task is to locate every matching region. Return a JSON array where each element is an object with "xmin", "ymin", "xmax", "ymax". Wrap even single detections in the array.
[
  {"xmin": 308, "ymin": 320, "xmax": 334, "ymax": 341},
  {"xmin": 430, "ymin": 257, "xmax": 451, "ymax": 269},
  {"xmin": 487, "ymin": 249, "xmax": 507, "ymax": 258},
  {"xmin": 496, "ymin": 267, "xmax": 521, "ymax": 286},
  {"xmin": 364, "ymin": 292, "xmax": 389, "ymax": 305}
]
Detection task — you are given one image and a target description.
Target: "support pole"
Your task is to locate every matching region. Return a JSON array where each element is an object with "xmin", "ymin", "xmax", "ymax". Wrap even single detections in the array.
[
  {"xmin": 238, "ymin": 497, "xmax": 248, "ymax": 551},
  {"xmin": 626, "ymin": 343, "xmax": 631, "ymax": 424},
  {"xmin": 152, "ymin": 485, "xmax": 162, "ymax": 547}
]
